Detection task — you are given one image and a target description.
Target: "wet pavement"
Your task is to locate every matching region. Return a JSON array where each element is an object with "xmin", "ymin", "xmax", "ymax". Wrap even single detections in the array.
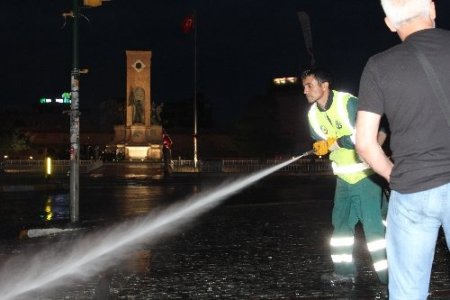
[{"xmin": 0, "ymin": 174, "xmax": 449, "ymax": 299}]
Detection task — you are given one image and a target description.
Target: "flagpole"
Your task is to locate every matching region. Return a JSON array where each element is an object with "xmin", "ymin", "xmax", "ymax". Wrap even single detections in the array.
[{"xmin": 193, "ymin": 9, "xmax": 198, "ymax": 169}]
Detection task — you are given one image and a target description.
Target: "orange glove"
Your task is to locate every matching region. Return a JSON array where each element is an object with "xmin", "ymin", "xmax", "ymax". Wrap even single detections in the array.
[
  {"xmin": 313, "ymin": 137, "xmax": 338, "ymax": 156},
  {"xmin": 327, "ymin": 137, "xmax": 339, "ymax": 151},
  {"xmin": 313, "ymin": 140, "xmax": 328, "ymax": 156}
]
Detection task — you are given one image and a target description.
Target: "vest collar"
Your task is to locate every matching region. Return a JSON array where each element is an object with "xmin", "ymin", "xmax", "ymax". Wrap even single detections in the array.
[{"xmin": 317, "ymin": 90, "xmax": 334, "ymax": 112}]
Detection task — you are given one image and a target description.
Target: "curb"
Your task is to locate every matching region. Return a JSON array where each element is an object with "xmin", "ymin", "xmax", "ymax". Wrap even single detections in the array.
[
  {"xmin": 19, "ymin": 227, "xmax": 82, "ymax": 238},
  {"xmin": 0, "ymin": 183, "xmax": 69, "ymax": 193}
]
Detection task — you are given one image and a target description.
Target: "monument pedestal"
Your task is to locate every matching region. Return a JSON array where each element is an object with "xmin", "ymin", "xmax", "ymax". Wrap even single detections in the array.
[{"xmin": 114, "ymin": 124, "xmax": 162, "ymax": 161}]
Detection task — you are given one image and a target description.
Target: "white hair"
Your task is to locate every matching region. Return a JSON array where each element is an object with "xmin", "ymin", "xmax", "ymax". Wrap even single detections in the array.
[{"xmin": 381, "ymin": 0, "xmax": 431, "ymax": 28}]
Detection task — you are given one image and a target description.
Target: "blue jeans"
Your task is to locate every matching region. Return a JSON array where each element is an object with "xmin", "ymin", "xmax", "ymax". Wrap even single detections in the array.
[{"xmin": 387, "ymin": 182, "xmax": 450, "ymax": 300}]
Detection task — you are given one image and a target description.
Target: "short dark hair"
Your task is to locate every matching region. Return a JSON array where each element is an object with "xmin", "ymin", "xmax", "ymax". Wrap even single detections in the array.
[{"xmin": 301, "ymin": 68, "xmax": 333, "ymax": 85}]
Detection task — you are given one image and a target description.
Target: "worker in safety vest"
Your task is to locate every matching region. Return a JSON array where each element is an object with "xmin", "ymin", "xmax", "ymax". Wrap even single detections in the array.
[{"xmin": 301, "ymin": 68, "xmax": 388, "ymax": 286}]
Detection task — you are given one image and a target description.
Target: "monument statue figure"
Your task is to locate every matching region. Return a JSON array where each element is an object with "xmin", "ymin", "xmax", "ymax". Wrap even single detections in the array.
[
  {"xmin": 129, "ymin": 86, "xmax": 145, "ymax": 124},
  {"xmin": 151, "ymin": 102, "xmax": 164, "ymax": 125},
  {"xmin": 156, "ymin": 102, "xmax": 164, "ymax": 124}
]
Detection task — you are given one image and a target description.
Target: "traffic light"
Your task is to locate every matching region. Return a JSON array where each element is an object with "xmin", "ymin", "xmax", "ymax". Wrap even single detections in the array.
[{"xmin": 83, "ymin": 0, "xmax": 102, "ymax": 7}]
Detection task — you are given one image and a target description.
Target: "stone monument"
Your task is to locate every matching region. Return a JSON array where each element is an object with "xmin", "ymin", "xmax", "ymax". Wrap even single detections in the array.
[{"xmin": 114, "ymin": 50, "xmax": 162, "ymax": 160}]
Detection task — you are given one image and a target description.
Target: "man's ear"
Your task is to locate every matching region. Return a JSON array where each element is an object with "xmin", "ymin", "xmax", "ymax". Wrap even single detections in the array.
[
  {"xmin": 384, "ymin": 17, "xmax": 397, "ymax": 32},
  {"xmin": 430, "ymin": 1, "xmax": 436, "ymax": 22}
]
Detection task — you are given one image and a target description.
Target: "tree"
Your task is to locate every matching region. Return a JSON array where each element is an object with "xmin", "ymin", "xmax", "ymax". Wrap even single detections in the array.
[{"xmin": 0, "ymin": 128, "xmax": 29, "ymax": 156}]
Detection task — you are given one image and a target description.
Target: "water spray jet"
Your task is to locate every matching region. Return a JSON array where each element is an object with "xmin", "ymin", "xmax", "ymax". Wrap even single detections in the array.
[{"xmin": 0, "ymin": 151, "xmax": 312, "ymax": 299}]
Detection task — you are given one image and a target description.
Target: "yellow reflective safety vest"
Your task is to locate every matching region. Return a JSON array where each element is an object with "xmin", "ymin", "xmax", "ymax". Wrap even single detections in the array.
[{"xmin": 308, "ymin": 90, "xmax": 373, "ymax": 184}]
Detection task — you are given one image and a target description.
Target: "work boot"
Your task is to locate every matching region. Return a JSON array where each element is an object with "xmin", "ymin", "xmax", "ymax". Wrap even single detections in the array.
[
  {"xmin": 320, "ymin": 272, "xmax": 356, "ymax": 285},
  {"xmin": 375, "ymin": 284, "xmax": 388, "ymax": 299}
]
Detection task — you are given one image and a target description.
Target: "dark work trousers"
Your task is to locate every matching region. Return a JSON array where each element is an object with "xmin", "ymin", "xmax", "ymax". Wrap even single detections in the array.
[{"xmin": 331, "ymin": 175, "xmax": 388, "ymax": 284}]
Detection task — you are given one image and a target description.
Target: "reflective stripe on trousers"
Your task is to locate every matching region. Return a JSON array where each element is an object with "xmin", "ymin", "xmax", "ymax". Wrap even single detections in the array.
[
  {"xmin": 330, "ymin": 236, "xmax": 354, "ymax": 265},
  {"xmin": 367, "ymin": 238, "xmax": 388, "ymax": 272}
]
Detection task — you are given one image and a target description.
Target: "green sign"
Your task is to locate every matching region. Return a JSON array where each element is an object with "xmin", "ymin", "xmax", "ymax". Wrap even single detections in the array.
[{"xmin": 62, "ymin": 92, "xmax": 71, "ymax": 104}]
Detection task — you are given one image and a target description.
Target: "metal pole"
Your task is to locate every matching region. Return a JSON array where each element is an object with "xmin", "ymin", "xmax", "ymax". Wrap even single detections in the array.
[
  {"xmin": 193, "ymin": 10, "xmax": 198, "ymax": 169},
  {"xmin": 70, "ymin": 0, "xmax": 80, "ymax": 223},
  {"xmin": 297, "ymin": 11, "xmax": 315, "ymax": 68}
]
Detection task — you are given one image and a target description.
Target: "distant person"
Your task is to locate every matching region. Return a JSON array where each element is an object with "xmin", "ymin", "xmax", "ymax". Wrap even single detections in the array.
[
  {"xmin": 356, "ymin": 0, "xmax": 450, "ymax": 299},
  {"xmin": 301, "ymin": 68, "xmax": 388, "ymax": 287},
  {"xmin": 162, "ymin": 130, "xmax": 173, "ymax": 175}
]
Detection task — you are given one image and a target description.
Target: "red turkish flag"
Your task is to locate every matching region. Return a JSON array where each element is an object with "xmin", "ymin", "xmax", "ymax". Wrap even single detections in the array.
[{"xmin": 181, "ymin": 14, "xmax": 194, "ymax": 33}]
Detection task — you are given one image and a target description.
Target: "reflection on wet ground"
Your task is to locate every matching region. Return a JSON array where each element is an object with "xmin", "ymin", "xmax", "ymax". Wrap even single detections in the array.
[{"xmin": 0, "ymin": 175, "xmax": 449, "ymax": 299}]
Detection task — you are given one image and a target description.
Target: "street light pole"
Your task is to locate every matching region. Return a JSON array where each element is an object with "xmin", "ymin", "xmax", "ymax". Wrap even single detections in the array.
[
  {"xmin": 69, "ymin": 0, "xmax": 80, "ymax": 223},
  {"xmin": 66, "ymin": 0, "xmax": 101, "ymax": 223}
]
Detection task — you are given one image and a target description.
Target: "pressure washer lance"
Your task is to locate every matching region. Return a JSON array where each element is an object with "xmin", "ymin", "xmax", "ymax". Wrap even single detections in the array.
[{"xmin": 296, "ymin": 149, "xmax": 315, "ymax": 159}]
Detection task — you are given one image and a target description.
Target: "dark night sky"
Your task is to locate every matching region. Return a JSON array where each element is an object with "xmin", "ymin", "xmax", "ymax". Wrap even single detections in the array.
[{"xmin": 2, "ymin": 0, "xmax": 450, "ymax": 125}]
